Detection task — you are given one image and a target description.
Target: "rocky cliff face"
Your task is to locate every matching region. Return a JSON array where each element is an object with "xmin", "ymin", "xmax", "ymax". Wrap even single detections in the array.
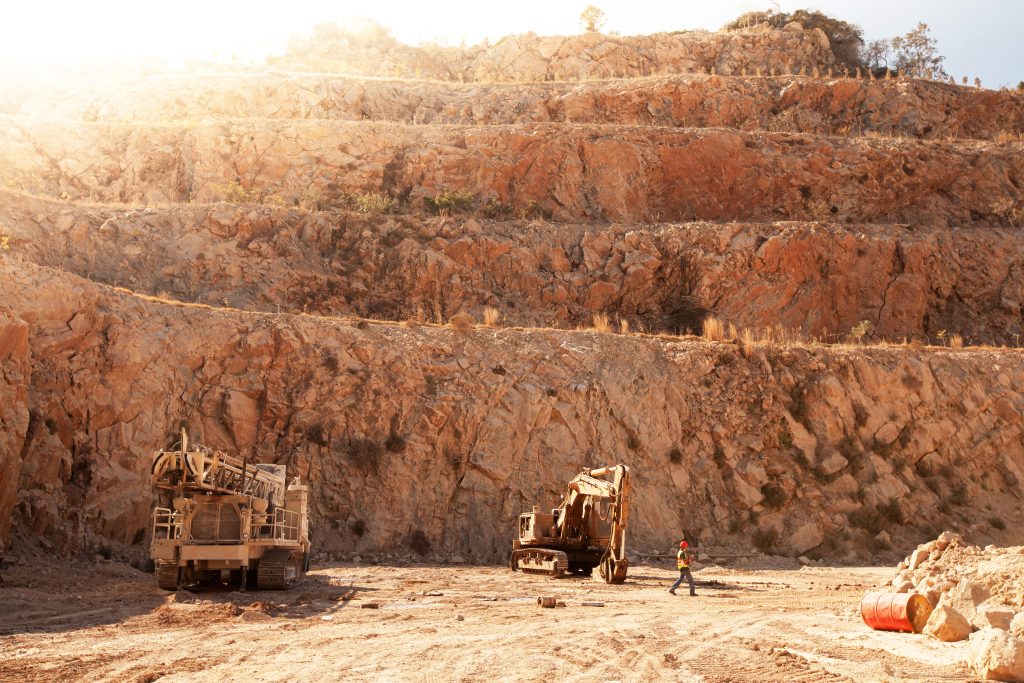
[
  {"xmin": 1, "ymin": 119, "xmax": 1021, "ymax": 226},
  {"xmin": 3, "ymin": 256, "xmax": 1024, "ymax": 562},
  {"xmin": 8, "ymin": 74, "xmax": 1021, "ymax": 140},
  {"xmin": 4, "ymin": 190, "xmax": 1024, "ymax": 345},
  {"xmin": 0, "ymin": 309, "xmax": 31, "ymax": 559},
  {"xmin": 282, "ymin": 23, "xmax": 837, "ymax": 81},
  {"xmin": 2, "ymin": 18, "xmax": 1023, "ymax": 565}
]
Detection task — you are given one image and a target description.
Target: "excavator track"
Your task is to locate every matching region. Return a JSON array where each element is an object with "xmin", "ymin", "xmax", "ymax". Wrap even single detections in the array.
[
  {"xmin": 156, "ymin": 561, "xmax": 179, "ymax": 591},
  {"xmin": 510, "ymin": 549, "xmax": 569, "ymax": 578},
  {"xmin": 257, "ymin": 549, "xmax": 302, "ymax": 590}
]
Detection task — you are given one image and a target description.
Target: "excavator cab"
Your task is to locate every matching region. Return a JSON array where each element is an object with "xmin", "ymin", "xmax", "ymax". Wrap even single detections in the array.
[{"xmin": 518, "ymin": 507, "xmax": 556, "ymax": 543}]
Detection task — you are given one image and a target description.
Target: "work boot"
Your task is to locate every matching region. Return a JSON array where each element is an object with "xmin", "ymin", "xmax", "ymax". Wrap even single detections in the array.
[
  {"xmin": 690, "ymin": 591, "xmax": 697, "ymax": 596},
  {"xmin": 668, "ymin": 589, "xmax": 676, "ymax": 595}
]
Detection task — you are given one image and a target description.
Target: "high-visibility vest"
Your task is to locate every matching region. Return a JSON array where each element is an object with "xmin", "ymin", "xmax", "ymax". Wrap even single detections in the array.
[{"xmin": 677, "ymin": 548, "xmax": 690, "ymax": 569}]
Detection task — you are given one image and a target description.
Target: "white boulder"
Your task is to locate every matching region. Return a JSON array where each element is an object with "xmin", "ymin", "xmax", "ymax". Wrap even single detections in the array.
[
  {"xmin": 924, "ymin": 603, "xmax": 973, "ymax": 642},
  {"xmin": 970, "ymin": 628, "xmax": 1024, "ymax": 681}
]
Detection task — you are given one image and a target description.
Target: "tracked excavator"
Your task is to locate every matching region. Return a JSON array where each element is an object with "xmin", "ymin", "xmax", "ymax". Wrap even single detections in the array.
[
  {"xmin": 510, "ymin": 464, "xmax": 631, "ymax": 584},
  {"xmin": 149, "ymin": 429, "xmax": 310, "ymax": 591}
]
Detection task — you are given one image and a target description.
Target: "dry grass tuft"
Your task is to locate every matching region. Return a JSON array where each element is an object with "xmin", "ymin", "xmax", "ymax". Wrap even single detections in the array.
[
  {"xmin": 994, "ymin": 131, "xmax": 1023, "ymax": 144},
  {"xmin": 702, "ymin": 316, "xmax": 725, "ymax": 342},
  {"xmin": 740, "ymin": 327, "xmax": 755, "ymax": 357},
  {"xmin": 220, "ymin": 181, "xmax": 258, "ymax": 204},
  {"xmin": 449, "ymin": 312, "xmax": 476, "ymax": 332},
  {"xmin": 949, "ymin": 333, "xmax": 964, "ymax": 349},
  {"xmin": 482, "ymin": 306, "xmax": 501, "ymax": 327},
  {"xmin": 350, "ymin": 191, "xmax": 396, "ymax": 214},
  {"xmin": 848, "ymin": 320, "xmax": 872, "ymax": 344},
  {"xmin": 619, "ymin": 318, "xmax": 630, "ymax": 335},
  {"xmin": 592, "ymin": 312, "xmax": 611, "ymax": 334}
]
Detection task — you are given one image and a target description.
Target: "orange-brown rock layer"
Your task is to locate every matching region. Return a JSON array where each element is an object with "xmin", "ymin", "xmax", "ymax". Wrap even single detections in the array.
[
  {"xmin": 3, "ymin": 256, "xmax": 1023, "ymax": 562},
  {"xmin": 1, "ymin": 119, "xmax": 1021, "ymax": 226},
  {"xmin": 281, "ymin": 23, "xmax": 837, "ymax": 81},
  {"xmin": 0, "ymin": 309, "xmax": 31, "ymax": 558},
  {"xmin": 5, "ymin": 74, "xmax": 1020, "ymax": 141},
  {"xmin": 3, "ymin": 191, "xmax": 1023, "ymax": 345}
]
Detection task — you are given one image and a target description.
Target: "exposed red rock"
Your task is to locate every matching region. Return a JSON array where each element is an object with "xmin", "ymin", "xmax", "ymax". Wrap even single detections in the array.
[
  {"xmin": 280, "ymin": 23, "xmax": 838, "ymax": 81},
  {"xmin": 0, "ymin": 310, "xmax": 31, "ymax": 554},
  {"xmin": 4, "ymin": 191, "xmax": 1022, "ymax": 344},
  {"xmin": 1, "ymin": 19, "xmax": 1022, "ymax": 570},
  {"xmin": 3, "ymin": 256, "xmax": 1024, "ymax": 563},
  {"xmin": 5, "ymin": 74, "xmax": 1021, "ymax": 141},
  {"xmin": 2, "ymin": 119, "xmax": 1021, "ymax": 226}
]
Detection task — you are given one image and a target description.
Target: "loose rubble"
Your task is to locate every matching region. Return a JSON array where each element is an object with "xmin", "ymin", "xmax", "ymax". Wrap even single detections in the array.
[{"xmin": 884, "ymin": 533, "xmax": 1024, "ymax": 680}]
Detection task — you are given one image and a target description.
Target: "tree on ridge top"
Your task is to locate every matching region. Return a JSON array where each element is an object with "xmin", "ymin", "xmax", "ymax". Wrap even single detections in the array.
[
  {"xmin": 861, "ymin": 23, "xmax": 947, "ymax": 80},
  {"xmin": 580, "ymin": 5, "xmax": 607, "ymax": 33},
  {"xmin": 891, "ymin": 22, "xmax": 947, "ymax": 79}
]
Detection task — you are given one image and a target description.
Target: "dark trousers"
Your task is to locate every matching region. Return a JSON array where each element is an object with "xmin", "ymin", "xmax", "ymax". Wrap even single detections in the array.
[{"xmin": 671, "ymin": 568, "xmax": 696, "ymax": 594}]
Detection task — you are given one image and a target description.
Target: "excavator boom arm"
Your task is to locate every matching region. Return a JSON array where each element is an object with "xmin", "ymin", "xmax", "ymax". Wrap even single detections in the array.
[
  {"xmin": 607, "ymin": 465, "xmax": 630, "ymax": 562},
  {"xmin": 553, "ymin": 465, "xmax": 630, "ymax": 563}
]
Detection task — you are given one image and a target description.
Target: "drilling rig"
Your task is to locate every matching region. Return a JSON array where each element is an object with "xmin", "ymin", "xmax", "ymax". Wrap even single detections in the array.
[
  {"xmin": 149, "ymin": 429, "xmax": 310, "ymax": 591},
  {"xmin": 510, "ymin": 464, "xmax": 631, "ymax": 584}
]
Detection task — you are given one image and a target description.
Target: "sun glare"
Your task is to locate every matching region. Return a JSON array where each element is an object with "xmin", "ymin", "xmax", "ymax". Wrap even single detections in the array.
[
  {"xmin": 2, "ymin": 2, "xmax": 1019, "ymax": 87},
  {"xmin": 0, "ymin": 1, "xmax": 751, "ymax": 69},
  {"xmin": 1, "ymin": 1, "xmax": 572, "ymax": 67}
]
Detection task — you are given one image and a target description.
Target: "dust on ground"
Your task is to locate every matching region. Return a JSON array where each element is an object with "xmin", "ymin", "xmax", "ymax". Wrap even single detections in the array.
[{"xmin": 0, "ymin": 557, "xmax": 975, "ymax": 682}]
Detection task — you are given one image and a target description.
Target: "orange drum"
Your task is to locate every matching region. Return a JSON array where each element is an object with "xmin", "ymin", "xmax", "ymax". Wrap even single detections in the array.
[{"xmin": 860, "ymin": 591, "xmax": 933, "ymax": 633}]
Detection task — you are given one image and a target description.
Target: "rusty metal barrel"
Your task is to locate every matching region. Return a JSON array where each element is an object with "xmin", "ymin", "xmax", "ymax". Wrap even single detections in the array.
[
  {"xmin": 537, "ymin": 596, "xmax": 557, "ymax": 608},
  {"xmin": 861, "ymin": 592, "xmax": 933, "ymax": 633}
]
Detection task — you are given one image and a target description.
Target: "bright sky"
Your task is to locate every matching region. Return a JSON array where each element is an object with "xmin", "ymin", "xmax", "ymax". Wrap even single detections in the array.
[{"xmin": 2, "ymin": 0, "xmax": 1021, "ymax": 87}]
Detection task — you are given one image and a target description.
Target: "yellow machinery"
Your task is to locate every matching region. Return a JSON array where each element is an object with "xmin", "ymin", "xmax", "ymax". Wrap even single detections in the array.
[
  {"xmin": 149, "ymin": 429, "xmax": 310, "ymax": 590},
  {"xmin": 510, "ymin": 465, "xmax": 631, "ymax": 583}
]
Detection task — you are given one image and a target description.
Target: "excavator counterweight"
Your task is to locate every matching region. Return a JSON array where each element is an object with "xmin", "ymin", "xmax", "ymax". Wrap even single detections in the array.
[{"xmin": 510, "ymin": 464, "xmax": 631, "ymax": 584}]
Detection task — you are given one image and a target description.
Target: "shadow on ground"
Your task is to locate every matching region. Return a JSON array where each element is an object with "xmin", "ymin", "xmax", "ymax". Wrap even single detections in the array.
[{"xmin": 0, "ymin": 559, "xmax": 381, "ymax": 635}]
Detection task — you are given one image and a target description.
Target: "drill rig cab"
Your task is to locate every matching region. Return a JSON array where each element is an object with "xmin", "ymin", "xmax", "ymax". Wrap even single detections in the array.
[
  {"xmin": 149, "ymin": 429, "xmax": 310, "ymax": 591},
  {"xmin": 510, "ymin": 464, "xmax": 631, "ymax": 584}
]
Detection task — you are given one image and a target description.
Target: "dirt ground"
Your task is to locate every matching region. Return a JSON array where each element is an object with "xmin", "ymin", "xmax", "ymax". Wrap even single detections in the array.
[{"xmin": 0, "ymin": 557, "xmax": 976, "ymax": 683}]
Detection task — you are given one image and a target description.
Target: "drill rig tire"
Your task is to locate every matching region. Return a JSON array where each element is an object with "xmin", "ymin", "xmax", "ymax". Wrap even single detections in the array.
[
  {"xmin": 156, "ymin": 561, "xmax": 180, "ymax": 591},
  {"xmin": 257, "ymin": 549, "xmax": 304, "ymax": 590},
  {"xmin": 246, "ymin": 561, "xmax": 260, "ymax": 590}
]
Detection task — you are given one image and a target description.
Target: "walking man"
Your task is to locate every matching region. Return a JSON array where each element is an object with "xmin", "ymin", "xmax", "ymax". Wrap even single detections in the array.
[{"xmin": 669, "ymin": 538, "xmax": 697, "ymax": 596}]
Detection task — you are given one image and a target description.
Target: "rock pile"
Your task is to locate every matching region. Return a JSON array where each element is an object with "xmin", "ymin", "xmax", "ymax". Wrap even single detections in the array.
[{"xmin": 886, "ymin": 532, "xmax": 1024, "ymax": 680}]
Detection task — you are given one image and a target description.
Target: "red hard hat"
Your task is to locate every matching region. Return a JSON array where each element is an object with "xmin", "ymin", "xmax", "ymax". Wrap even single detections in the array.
[{"xmin": 679, "ymin": 541, "xmax": 689, "ymax": 548}]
